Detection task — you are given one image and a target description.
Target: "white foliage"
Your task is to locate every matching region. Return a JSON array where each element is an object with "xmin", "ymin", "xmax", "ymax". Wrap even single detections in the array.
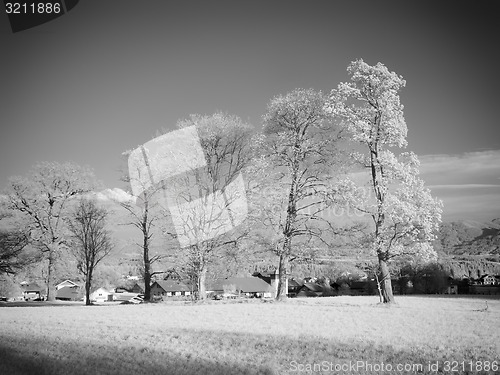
[{"xmin": 326, "ymin": 59, "xmax": 442, "ymax": 261}]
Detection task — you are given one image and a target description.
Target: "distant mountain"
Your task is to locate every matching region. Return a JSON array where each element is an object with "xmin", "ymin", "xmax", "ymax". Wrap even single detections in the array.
[
  {"xmin": 435, "ymin": 218, "xmax": 500, "ymax": 256},
  {"xmin": 434, "ymin": 218, "xmax": 500, "ymax": 279},
  {"xmin": 461, "ymin": 219, "xmax": 500, "ymax": 230}
]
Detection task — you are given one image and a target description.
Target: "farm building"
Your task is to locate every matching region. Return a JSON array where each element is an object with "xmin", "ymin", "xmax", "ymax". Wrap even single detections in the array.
[
  {"xmin": 55, "ymin": 280, "xmax": 80, "ymax": 290},
  {"xmin": 90, "ymin": 287, "xmax": 114, "ymax": 302},
  {"xmin": 480, "ymin": 275, "xmax": 498, "ymax": 285},
  {"xmin": 252, "ymin": 269, "xmax": 287, "ymax": 298},
  {"xmin": 209, "ymin": 276, "xmax": 273, "ymax": 298},
  {"xmin": 20, "ymin": 282, "xmax": 44, "ymax": 301},
  {"xmin": 296, "ymin": 282, "xmax": 324, "ymax": 297},
  {"xmin": 151, "ymin": 280, "xmax": 193, "ymax": 298},
  {"xmin": 130, "ymin": 283, "xmax": 144, "ymax": 294},
  {"xmin": 56, "ymin": 286, "xmax": 81, "ymax": 301},
  {"xmin": 54, "ymin": 280, "xmax": 81, "ymax": 301},
  {"xmin": 114, "ymin": 283, "xmax": 144, "ymax": 294},
  {"xmin": 287, "ymin": 278, "xmax": 304, "ymax": 297}
]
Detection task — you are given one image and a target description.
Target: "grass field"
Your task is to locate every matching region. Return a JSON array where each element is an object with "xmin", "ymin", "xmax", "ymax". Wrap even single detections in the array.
[{"xmin": 0, "ymin": 296, "xmax": 499, "ymax": 374}]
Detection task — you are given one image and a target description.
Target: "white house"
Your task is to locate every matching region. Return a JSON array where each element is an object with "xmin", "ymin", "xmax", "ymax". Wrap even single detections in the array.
[
  {"xmin": 481, "ymin": 275, "xmax": 497, "ymax": 285},
  {"xmin": 55, "ymin": 280, "xmax": 80, "ymax": 290},
  {"xmin": 90, "ymin": 287, "xmax": 113, "ymax": 302}
]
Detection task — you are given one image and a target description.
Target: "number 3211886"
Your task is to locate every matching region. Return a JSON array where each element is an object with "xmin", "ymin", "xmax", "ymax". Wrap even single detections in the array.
[{"xmin": 5, "ymin": 2, "xmax": 61, "ymax": 14}]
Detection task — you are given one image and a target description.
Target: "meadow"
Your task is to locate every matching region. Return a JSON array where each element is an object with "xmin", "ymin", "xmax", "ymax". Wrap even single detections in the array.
[{"xmin": 0, "ymin": 296, "xmax": 498, "ymax": 375}]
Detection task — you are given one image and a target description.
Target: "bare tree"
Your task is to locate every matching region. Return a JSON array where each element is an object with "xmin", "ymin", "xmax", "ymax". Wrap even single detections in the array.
[
  {"xmin": 4, "ymin": 162, "xmax": 97, "ymax": 300},
  {"xmin": 67, "ymin": 198, "xmax": 114, "ymax": 305},
  {"xmin": 160, "ymin": 113, "xmax": 255, "ymax": 300},
  {"xmin": 116, "ymin": 183, "xmax": 166, "ymax": 302},
  {"xmin": 259, "ymin": 88, "xmax": 343, "ymax": 300}
]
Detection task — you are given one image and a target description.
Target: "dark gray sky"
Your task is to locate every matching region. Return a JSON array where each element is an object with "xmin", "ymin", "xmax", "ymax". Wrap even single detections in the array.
[{"xmin": 1, "ymin": 1, "xmax": 499, "ymax": 221}]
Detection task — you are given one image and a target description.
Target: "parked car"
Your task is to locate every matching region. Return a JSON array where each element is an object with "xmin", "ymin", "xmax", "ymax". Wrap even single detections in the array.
[{"xmin": 129, "ymin": 296, "xmax": 143, "ymax": 304}]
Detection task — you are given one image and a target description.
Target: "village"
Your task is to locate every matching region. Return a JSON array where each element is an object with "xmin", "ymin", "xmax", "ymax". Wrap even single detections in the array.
[{"xmin": 14, "ymin": 269, "xmax": 500, "ymax": 304}]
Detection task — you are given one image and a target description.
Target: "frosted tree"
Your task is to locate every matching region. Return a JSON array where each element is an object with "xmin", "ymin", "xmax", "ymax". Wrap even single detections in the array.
[
  {"xmin": 260, "ymin": 88, "xmax": 343, "ymax": 300},
  {"xmin": 326, "ymin": 59, "xmax": 442, "ymax": 303}
]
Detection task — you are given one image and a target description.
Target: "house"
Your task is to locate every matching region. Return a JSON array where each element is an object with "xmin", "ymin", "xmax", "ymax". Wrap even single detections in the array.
[
  {"xmin": 55, "ymin": 280, "xmax": 80, "ymax": 290},
  {"xmin": 210, "ymin": 276, "xmax": 273, "ymax": 298},
  {"xmin": 130, "ymin": 283, "xmax": 144, "ymax": 294},
  {"xmin": 54, "ymin": 280, "xmax": 81, "ymax": 301},
  {"xmin": 112, "ymin": 285, "xmax": 144, "ymax": 301},
  {"xmin": 252, "ymin": 269, "xmax": 287, "ymax": 298},
  {"xmin": 296, "ymin": 282, "xmax": 324, "ymax": 297},
  {"xmin": 90, "ymin": 287, "xmax": 114, "ymax": 302},
  {"xmin": 21, "ymin": 282, "xmax": 44, "ymax": 301},
  {"xmin": 56, "ymin": 286, "xmax": 81, "ymax": 301},
  {"xmin": 480, "ymin": 275, "xmax": 498, "ymax": 285},
  {"xmin": 113, "ymin": 283, "xmax": 144, "ymax": 294},
  {"xmin": 287, "ymin": 278, "xmax": 304, "ymax": 297},
  {"xmin": 151, "ymin": 280, "xmax": 193, "ymax": 298}
]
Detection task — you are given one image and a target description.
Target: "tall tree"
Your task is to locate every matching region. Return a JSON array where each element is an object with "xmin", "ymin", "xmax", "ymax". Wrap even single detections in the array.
[
  {"xmin": 260, "ymin": 88, "xmax": 343, "ymax": 300},
  {"xmin": 326, "ymin": 59, "xmax": 442, "ymax": 303},
  {"xmin": 118, "ymin": 172, "xmax": 166, "ymax": 302},
  {"xmin": 67, "ymin": 198, "xmax": 114, "ymax": 306},
  {"xmin": 4, "ymin": 162, "xmax": 96, "ymax": 300},
  {"xmin": 160, "ymin": 113, "xmax": 254, "ymax": 300}
]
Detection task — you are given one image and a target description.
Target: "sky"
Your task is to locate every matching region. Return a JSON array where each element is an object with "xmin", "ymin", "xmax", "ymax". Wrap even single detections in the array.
[{"xmin": 1, "ymin": 0, "xmax": 499, "ymax": 223}]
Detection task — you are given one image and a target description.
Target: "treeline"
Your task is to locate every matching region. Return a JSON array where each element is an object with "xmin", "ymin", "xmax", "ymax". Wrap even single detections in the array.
[{"xmin": 0, "ymin": 59, "xmax": 443, "ymax": 304}]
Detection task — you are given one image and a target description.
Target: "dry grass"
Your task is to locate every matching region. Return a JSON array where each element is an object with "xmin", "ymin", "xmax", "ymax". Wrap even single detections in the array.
[{"xmin": 0, "ymin": 296, "xmax": 499, "ymax": 374}]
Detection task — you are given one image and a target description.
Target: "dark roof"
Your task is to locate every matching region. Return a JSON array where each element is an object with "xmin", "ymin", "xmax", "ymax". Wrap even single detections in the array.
[
  {"xmin": 209, "ymin": 277, "xmax": 271, "ymax": 293},
  {"xmin": 152, "ymin": 280, "xmax": 192, "ymax": 292},
  {"xmin": 252, "ymin": 270, "xmax": 278, "ymax": 278},
  {"xmin": 288, "ymin": 279, "xmax": 304, "ymax": 288},
  {"xmin": 302, "ymin": 283, "xmax": 324, "ymax": 292},
  {"xmin": 297, "ymin": 289, "xmax": 320, "ymax": 297},
  {"xmin": 131, "ymin": 283, "xmax": 144, "ymax": 292}
]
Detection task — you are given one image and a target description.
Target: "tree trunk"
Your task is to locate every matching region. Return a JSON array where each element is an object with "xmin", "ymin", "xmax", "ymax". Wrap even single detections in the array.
[
  {"xmin": 374, "ymin": 270, "xmax": 383, "ymax": 303},
  {"xmin": 45, "ymin": 249, "xmax": 56, "ymax": 301},
  {"xmin": 143, "ymin": 229, "xmax": 151, "ymax": 302},
  {"xmin": 275, "ymin": 252, "xmax": 288, "ymax": 301},
  {"xmin": 85, "ymin": 272, "xmax": 92, "ymax": 306},
  {"xmin": 197, "ymin": 265, "xmax": 207, "ymax": 300},
  {"xmin": 378, "ymin": 253, "xmax": 395, "ymax": 303},
  {"xmin": 144, "ymin": 273, "xmax": 151, "ymax": 302}
]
